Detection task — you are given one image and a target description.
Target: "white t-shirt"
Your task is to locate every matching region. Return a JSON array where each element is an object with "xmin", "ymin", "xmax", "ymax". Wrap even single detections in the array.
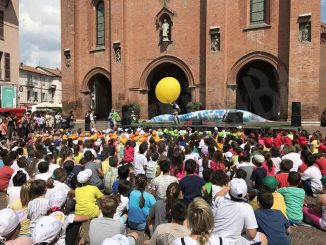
[
  {"xmin": 212, "ymin": 185, "xmax": 230, "ymax": 200},
  {"xmin": 133, "ymin": 153, "xmax": 147, "ymax": 175},
  {"xmin": 35, "ymin": 172, "xmax": 52, "ymax": 182},
  {"xmin": 272, "ymin": 157, "xmax": 282, "ymax": 173},
  {"xmin": 11, "ymin": 160, "xmax": 19, "ymax": 171},
  {"xmin": 8, "ymin": 168, "xmax": 30, "ymax": 187},
  {"xmin": 48, "ymin": 163, "xmax": 60, "ymax": 175},
  {"xmin": 113, "ymin": 195, "xmax": 129, "ymax": 221},
  {"xmin": 6, "ymin": 186, "xmax": 22, "ymax": 205},
  {"xmin": 212, "ymin": 197, "xmax": 258, "ymax": 245},
  {"xmin": 172, "ymin": 234, "xmax": 224, "ymax": 245},
  {"xmin": 301, "ymin": 166, "xmax": 323, "ymax": 194},
  {"xmin": 282, "ymin": 152, "xmax": 302, "ymax": 171},
  {"xmin": 45, "ymin": 181, "xmax": 71, "ymax": 199}
]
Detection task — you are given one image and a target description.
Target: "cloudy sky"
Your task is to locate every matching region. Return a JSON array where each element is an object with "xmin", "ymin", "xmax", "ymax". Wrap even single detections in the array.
[
  {"xmin": 19, "ymin": 1, "xmax": 326, "ymax": 69},
  {"xmin": 20, "ymin": 0, "xmax": 60, "ymax": 68}
]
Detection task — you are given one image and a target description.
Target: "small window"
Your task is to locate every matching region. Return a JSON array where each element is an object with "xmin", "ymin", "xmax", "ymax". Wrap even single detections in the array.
[
  {"xmin": 4, "ymin": 53, "xmax": 10, "ymax": 80},
  {"xmin": 96, "ymin": 1, "xmax": 105, "ymax": 46},
  {"xmin": 27, "ymin": 90, "xmax": 32, "ymax": 101},
  {"xmin": 0, "ymin": 10, "xmax": 4, "ymax": 40},
  {"xmin": 250, "ymin": 0, "xmax": 266, "ymax": 24},
  {"xmin": 34, "ymin": 91, "xmax": 38, "ymax": 102},
  {"xmin": 42, "ymin": 93, "xmax": 47, "ymax": 102}
]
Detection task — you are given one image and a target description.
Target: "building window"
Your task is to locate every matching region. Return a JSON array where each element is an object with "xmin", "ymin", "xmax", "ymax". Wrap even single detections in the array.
[
  {"xmin": 34, "ymin": 91, "xmax": 38, "ymax": 102},
  {"xmin": 96, "ymin": 1, "xmax": 105, "ymax": 46},
  {"xmin": 27, "ymin": 90, "xmax": 32, "ymax": 101},
  {"xmin": 250, "ymin": 0, "xmax": 267, "ymax": 24},
  {"xmin": 42, "ymin": 93, "xmax": 47, "ymax": 102},
  {"xmin": 4, "ymin": 53, "xmax": 10, "ymax": 80},
  {"xmin": 0, "ymin": 10, "xmax": 4, "ymax": 40},
  {"xmin": 41, "ymin": 76, "xmax": 46, "ymax": 86}
]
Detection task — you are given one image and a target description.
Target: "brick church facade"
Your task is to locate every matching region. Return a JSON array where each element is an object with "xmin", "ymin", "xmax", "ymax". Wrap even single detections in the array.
[{"xmin": 61, "ymin": 0, "xmax": 325, "ymax": 120}]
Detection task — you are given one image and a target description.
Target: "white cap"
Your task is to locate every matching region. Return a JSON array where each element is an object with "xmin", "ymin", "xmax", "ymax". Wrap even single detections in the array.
[
  {"xmin": 224, "ymin": 152, "xmax": 233, "ymax": 158},
  {"xmin": 229, "ymin": 178, "xmax": 247, "ymax": 200},
  {"xmin": 252, "ymin": 153, "xmax": 265, "ymax": 164},
  {"xmin": 0, "ymin": 208, "xmax": 21, "ymax": 236},
  {"xmin": 77, "ymin": 169, "xmax": 92, "ymax": 184},
  {"xmin": 32, "ymin": 216, "xmax": 63, "ymax": 244},
  {"xmin": 49, "ymin": 190, "xmax": 68, "ymax": 209},
  {"xmin": 101, "ymin": 234, "xmax": 130, "ymax": 245}
]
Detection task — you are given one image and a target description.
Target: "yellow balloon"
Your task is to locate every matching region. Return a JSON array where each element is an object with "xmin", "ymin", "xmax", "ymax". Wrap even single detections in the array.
[{"xmin": 155, "ymin": 77, "xmax": 181, "ymax": 104}]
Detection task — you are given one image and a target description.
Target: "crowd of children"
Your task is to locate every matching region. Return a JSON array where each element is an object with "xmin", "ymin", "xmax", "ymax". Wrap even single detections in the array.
[{"xmin": 0, "ymin": 126, "xmax": 326, "ymax": 245}]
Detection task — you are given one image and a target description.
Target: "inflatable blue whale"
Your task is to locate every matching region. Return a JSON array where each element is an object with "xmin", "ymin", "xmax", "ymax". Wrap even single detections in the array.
[{"xmin": 150, "ymin": 109, "xmax": 268, "ymax": 123}]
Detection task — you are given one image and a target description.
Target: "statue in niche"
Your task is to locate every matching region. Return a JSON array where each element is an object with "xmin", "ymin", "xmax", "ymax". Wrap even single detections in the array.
[
  {"xmin": 211, "ymin": 33, "xmax": 220, "ymax": 51},
  {"xmin": 115, "ymin": 47, "xmax": 121, "ymax": 62},
  {"xmin": 161, "ymin": 19, "xmax": 170, "ymax": 41},
  {"xmin": 300, "ymin": 22, "xmax": 311, "ymax": 42}
]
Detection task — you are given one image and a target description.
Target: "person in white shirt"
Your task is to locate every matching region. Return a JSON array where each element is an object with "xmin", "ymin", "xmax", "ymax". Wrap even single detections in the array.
[
  {"xmin": 90, "ymin": 110, "xmax": 96, "ymax": 130},
  {"xmin": 281, "ymin": 145, "xmax": 302, "ymax": 171},
  {"xmin": 133, "ymin": 142, "xmax": 148, "ymax": 176},
  {"xmin": 45, "ymin": 168, "xmax": 72, "ymax": 199},
  {"xmin": 8, "ymin": 157, "xmax": 30, "ymax": 187},
  {"xmin": 6, "ymin": 170, "xmax": 27, "ymax": 205},
  {"xmin": 301, "ymin": 154, "xmax": 323, "ymax": 196},
  {"xmin": 212, "ymin": 178, "xmax": 267, "ymax": 245},
  {"xmin": 34, "ymin": 161, "xmax": 52, "ymax": 182}
]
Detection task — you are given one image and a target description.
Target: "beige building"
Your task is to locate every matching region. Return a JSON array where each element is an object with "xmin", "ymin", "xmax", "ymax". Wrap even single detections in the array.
[
  {"xmin": 0, "ymin": 0, "xmax": 19, "ymax": 107},
  {"xmin": 19, "ymin": 64, "xmax": 62, "ymax": 108}
]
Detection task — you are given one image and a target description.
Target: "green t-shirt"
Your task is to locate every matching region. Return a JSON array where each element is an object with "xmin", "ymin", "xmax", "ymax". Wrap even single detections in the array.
[{"xmin": 277, "ymin": 187, "xmax": 305, "ymax": 222}]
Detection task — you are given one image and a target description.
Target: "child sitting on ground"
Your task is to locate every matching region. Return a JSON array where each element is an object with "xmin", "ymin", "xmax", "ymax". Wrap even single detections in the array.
[
  {"xmin": 250, "ymin": 153, "xmax": 267, "ymax": 193},
  {"xmin": 146, "ymin": 152, "xmax": 160, "ymax": 181},
  {"xmin": 111, "ymin": 164, "xmax": 129, "ymax": 194},
  {"xmin": 275, "ymin": 159, "xmax": 293, "ymax": 188},
  {"xmin": 179, "ymin": 159, "xmax": 206, "ymax": 203},
  {"xmin": 255, "ymin": 191, "xmax": 291, "ymax": 245},
  {"xmin": 27, "ymin": 179, "xmax": 50, "ymax": 234},
  {"xmin": 75, "ymin": 169, "xmax": 104, "ymax": 218},
  {"xmin": 277, "ymin": 172, "xmax": 305, "ymax": 225},
  {"xmin": 301, "ymin": 154, "xmax": 323, "ymax": 197},
  {"xmin": 113, "ymin": 180, "xmax": 132, "ymax": 224}
]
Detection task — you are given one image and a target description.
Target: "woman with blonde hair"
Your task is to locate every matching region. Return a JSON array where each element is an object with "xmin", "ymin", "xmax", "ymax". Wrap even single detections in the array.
[{"xmin": 173, "ymin": 197, "xmax": 224, "ymax": 245}]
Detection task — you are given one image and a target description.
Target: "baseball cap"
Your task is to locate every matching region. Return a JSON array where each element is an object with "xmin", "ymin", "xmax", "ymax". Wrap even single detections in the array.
[
  {"xmin": 262, "ymin": 176, "xmax": 279, "ymax": 192},
  {"xmin": 101, "ymin": 234, "xmax": 131, "ymax": 245},
  {"xmin": 49, "ymin": 191, "xmax": 68, "ymax": 210},
  {"xmin": 252, "ymin": 153, "xmax": 265, "ymax": 164},
  {"xmin": 0, "ymin": 208, "xmax": 21, "ymax": 237},
  {"xmin": 77, "ymin": 169, "xmax": 92, "ymax": 184},
  {"xmin": 32, "ymin": 216, "xmax": 62, "ymax": 244},
  {"xmin": 229, "ymin": 178, "xmax": 247, "ymax": 200}
]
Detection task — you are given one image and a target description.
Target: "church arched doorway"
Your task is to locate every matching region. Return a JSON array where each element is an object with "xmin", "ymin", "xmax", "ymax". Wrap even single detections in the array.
[
  {"xmin": 236, "ymin": 60, "xmax": 280, "ymax": 120},
  {"xmin": 87, "ymin": 73, "xmax": 112, "ymax": 119},
  {"xmin": 147, "ymin": 63, "xmax": 191, "ymax": 119}
]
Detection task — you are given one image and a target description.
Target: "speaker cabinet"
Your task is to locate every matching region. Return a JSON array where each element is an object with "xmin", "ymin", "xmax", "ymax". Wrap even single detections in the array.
[
  {"xmin": 224, "ymin": 112, "xmax": 243, "ymax": 123},
  {"xmin": 291, "ymin": 115, "xmax": 302, "ymax": 127},
  {"xmin": 292, "ymin": 102, "xmax": 301, "ymax": 116}
]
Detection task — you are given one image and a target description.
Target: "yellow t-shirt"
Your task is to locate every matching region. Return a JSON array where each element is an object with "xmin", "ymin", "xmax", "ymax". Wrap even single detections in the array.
[
  {"xmin": 73, "ymin": 152, "xmax": 84, "ymax": 164},
  {"xmin": 102, "ymin": 159, "xmax": 110, "ymax": 175},
  {"xmin": 250, "ymin": 192, "xmax": 287, "ymax": 219},
  {"xmin": 311, "ymin": 140, "xmax": 319, "ymax": 154},
  {"xmin": 9, "ymin": 200, "xmax": 30, "ymax": 235},
  {"xmin": 75, "ymin": 185, "xmax": 104, "ymax": 218}
]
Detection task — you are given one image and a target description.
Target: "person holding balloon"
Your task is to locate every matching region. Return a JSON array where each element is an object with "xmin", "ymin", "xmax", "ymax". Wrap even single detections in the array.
[{"xmin": 155, "ymin": 77, "xmax": 181, "ymax": 124}]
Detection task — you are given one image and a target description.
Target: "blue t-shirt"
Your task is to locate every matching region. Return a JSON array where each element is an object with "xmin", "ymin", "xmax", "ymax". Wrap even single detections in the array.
[
  {"xmin": 111, "ymin": 180, "xmax": 119, "ymax": 193},
  {"xmin": 128, "ymin": 190, "xmax": 156, "ymax": 224},
  {"xmin": 0, "ymin": 160, "xmax": 3, "ymax": 169},
  {"xmin": 255, "ymin": 209, "xmax": 291, "ymax": 245},
  {"xmin": 180, "ymin": 175, "xmax": 205, "ymax": 203}
]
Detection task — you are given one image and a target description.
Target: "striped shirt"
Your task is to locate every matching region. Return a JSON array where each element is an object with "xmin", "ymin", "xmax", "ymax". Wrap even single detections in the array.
[
  {"xmin": 27, "ymin": 197, "xmax": 50, "ymax": 233},
  {"xmin": 150, "ymin": 175, "xmax": 178, "ymax": 199}
]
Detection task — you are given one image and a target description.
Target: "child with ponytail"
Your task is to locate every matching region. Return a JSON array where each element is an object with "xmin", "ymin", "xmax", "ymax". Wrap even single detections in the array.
[
  {"xmin": 128, "ymin": 174, "xmax": 156, "ymax": 231},
  {"xmin": 262, "ymin": 152, "xmax": 275, "ymax": 176}
]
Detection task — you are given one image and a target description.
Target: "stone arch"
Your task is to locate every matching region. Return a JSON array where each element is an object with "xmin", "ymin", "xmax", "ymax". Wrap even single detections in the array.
[
  {"xmin": 81, "ymin": 67, "xmax": 111, "ymax": 93},
  {"xmin": 227, "ymin": 51, "xmax": 289, "ymax": 120},
  {"xmin": 81, "ymin": 67, "xmax": 112, "ymax": 119},
  {"xmin": 139, "ymin": 55, "xmax": 195, "ymax": 90}
]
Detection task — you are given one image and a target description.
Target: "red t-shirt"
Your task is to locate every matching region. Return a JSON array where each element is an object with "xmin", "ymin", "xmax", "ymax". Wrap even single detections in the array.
[
  {"xmin": 316, "ymin": 158, "xmax": 326, "ymax": 175},
  {"xmin": 262, "ymin": 162, "xmax": 275, "ymax": 176},
  {"xmin": 298, "ymin": 162, "xmax": 308, "ymax": 173},
  {"xmin": 210, "ymin": 161, "xmax": 225, "ymax": 171},
  {"xmin": 0, "ymin": 166, "xmax": 14, "ymax": 191},
  {"xmin": 275, "ymin": 173, "xmax": 289, "ymax": 188}
]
